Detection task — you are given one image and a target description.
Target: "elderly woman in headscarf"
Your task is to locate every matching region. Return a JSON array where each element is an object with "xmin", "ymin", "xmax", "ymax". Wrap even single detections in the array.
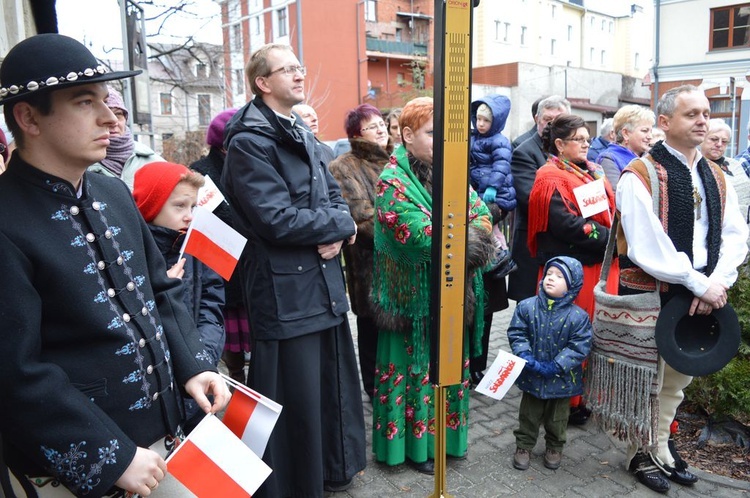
[
  {"xmin": 370, "ymin": 97, "xmax": 495, "ymax": 474},
  {"xmin": 329, "ymin": 103, "xmax": 392, "ymax": 400},
  {"xmin": 88, "ymin": 86, "xmax": 163, "ymax": 189}
]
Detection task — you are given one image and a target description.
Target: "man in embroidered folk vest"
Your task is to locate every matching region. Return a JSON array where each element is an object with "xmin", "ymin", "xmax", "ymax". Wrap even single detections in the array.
[
  {"xmin": 616, "ymin": 85, "xmax": 748, "ymax": 493},
  {"xmin": 0, "ymin": 34, "xmax": 230, "ymax": 498}
]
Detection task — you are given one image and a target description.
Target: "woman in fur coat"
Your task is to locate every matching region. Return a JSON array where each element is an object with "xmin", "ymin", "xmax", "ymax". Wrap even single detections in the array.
[{"xmin": 329, "ymin": 104, "xmax": 393, "ymax": 400}]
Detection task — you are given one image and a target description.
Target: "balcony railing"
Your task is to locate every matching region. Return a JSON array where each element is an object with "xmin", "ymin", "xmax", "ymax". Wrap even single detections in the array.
[{"xmin": 366, "ymin": 37, "xmax": 427, "ymax": 56}]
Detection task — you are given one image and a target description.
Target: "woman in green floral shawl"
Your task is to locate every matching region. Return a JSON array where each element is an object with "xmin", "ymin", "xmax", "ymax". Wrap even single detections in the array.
[{"xmin": 371, "ymin": 97, "xmax": 496, "ymax": 473}]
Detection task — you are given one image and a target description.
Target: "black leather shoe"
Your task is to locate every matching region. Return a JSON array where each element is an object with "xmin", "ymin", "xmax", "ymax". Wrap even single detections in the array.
[
  {"xmin": 651, "ymin": 453, "xmax": 699, "ymax": 485},
  {"xmin": 407, "ymin": 458, "xmax": 435, "ymax": 475},
  {"xmin": 663, "ymin": 464, "xmax": 699, "ymax": 485},
  {"xmin": 567, "ymin": 405, "xmax": 590, "ymax": 426},
  {"xmin": 323, "ymin": 478, "xmax": 353, "ymax": 492},
  {"xmin": 629, "ymin": 452, "xmax": 670, "ymax": 493},
  {"xmin": 470, "ymin": 371, "xmax": 484, "ymax": 387}
]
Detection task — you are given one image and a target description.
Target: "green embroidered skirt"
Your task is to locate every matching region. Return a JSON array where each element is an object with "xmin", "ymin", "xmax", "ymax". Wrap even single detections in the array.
[{"xmin": 372, "ymin": 328, "xmax": 470, "ymax": 465}]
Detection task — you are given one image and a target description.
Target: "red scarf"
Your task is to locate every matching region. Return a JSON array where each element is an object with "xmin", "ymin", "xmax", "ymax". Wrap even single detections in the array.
[{"xmin": 527, "ymin": 155, "xmax": 615, "ymax": 257}]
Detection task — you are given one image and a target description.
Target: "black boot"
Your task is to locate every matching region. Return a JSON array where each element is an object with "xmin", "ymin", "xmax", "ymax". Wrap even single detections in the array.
[{"xmin": 629, "ymin": 451, "xmax": 670, "ymax": 493}]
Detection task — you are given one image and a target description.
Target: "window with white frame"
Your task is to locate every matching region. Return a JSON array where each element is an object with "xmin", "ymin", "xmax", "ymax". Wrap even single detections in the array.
[
  {"xmin": 235, "ymin": 69, "xmax": 244, "ymax": 95},
  {"xmin": 160, "ymin": 92, "xmax": 172, "ymax": 115},
  {"xmin": 232, "ymin": 24, "xmax": 241, "ymax": 51},
  {"xmin": 277, "ymin": 7, "xmax": 288, "ymax": 37},
  {"xmin": 601, "ymin": 49, "xmax": 606, "ymax": 65},
  {"xmin": 253, "ymin": 16, "xmax": 261, "ymax": 36},
  {"xmin": 365, "ymin": 0, "xmax": 377, "ymax": 22},
  {"xmin": 568, "ymin": 25, "xmax": 572, "ymax": 41},
  {"xmin": 198, "ymin": 94, "xmax": 211, "ymax": 127},
  {"xmin": 195, "ymin": 62, "xmax": 208, "ymax": 79},
  {"xmin": 495, "ymin": 21, "xmax": 509, "ymax": 42},
  {"xmin": 551, "ymin": 39, "xmax": 556, "ymax": 55},
  {"xmin": 521, "ymin": 26, "xmax": 527, "ymax": 45}
]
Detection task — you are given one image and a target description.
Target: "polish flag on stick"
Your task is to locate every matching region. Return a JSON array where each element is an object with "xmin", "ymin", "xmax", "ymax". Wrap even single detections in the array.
[
  {"xmin": 167, "ymin": 414, "xmax": 272, "ymax": 497},
  {"xmin": 221, "ymin": 373, "xmax": 283, "ymax": 458},
  {"xmin": 179, "ymin": 206, "xmax": 247, "ymax": 280}
]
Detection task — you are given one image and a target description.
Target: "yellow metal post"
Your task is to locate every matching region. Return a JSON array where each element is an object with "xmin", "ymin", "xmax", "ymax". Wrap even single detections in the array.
[{"xmin": 429, "ymin": 1, "xmax": 474, "ymax": 497}]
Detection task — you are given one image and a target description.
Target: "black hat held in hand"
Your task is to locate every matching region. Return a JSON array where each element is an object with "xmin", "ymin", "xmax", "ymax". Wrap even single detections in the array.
[
  {"xmin": 0, "ymin": 33, "xmax": 141, "ymax": 106},
  {"xmin": 655, "ymin": 293, "xmax": 741, "ymax": 377}
]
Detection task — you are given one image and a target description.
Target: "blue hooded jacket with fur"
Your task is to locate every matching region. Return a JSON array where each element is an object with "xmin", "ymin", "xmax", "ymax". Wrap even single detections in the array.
[
  {"xmin": 507, "ymin": 256, "xmax": 592, "ymax": 399},
  {"xmin": 469, "ymin": 94, "xmax": 517, "ymax": 212}
]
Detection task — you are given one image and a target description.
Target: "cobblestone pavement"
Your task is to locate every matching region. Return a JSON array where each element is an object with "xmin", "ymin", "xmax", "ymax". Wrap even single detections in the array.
[{"xmin": 331, "ymin": 300, "xmax": 750, "ymax": 498}]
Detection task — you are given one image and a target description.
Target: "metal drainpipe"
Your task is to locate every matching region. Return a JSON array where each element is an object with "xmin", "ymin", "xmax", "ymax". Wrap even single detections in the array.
[
  {"xmin": 653, "ymin": 0, "xmax": 661, "ymax": 109},
  {"xmin": 296, "ymin": 0, "xmax": 304, "ymax": 63},
  {"xmin": 357, "ymin": 0, "xmax": 363, "ymax": 104}
]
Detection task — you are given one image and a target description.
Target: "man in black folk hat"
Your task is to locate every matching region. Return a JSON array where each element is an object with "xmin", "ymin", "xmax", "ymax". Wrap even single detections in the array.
[
  {"xmin": 0, "ymin": 34, "xmax": 230, "ymax": 497},
  {"xmin": 616, "ymin": 84, "xmax": 748, "ymax": 493}
]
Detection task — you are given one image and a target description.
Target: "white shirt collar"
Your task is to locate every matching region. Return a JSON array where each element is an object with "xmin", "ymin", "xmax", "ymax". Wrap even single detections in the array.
[
  {"xmin": 662, "ymin": 141, "xmax": 703, "ymax": 169},
  {"xmin": 274, "ymin": 111, "xmax": 296, "ymax": 127}
]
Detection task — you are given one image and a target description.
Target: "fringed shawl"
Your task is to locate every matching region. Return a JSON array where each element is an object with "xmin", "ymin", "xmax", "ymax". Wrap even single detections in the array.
[
  {"xmin": 527, "ymin": 156, "xmax": 615, "ymax": 257},
  {"xmin": 372, "ymin": 145, "xmax": 488, "ymax": 373}
]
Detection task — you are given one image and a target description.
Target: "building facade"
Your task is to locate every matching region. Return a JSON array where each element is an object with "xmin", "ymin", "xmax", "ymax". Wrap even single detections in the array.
[
  {"xmin": 651, "ymin": 0, "xmax": 750, "ymax": 156},
  {"xmin": 471, "ymin": 0, "xmax": 653, "ymax": 140},
  {"xmin": 216, "ymin": 0, "xmax": 438, "ymax": 140},
  {"xmin": 147, "ymin": 43, "xmax": 226, "ymax": 154},
  {"xmin": 217, "ymin": 0, "xmax": 368, "ymax": 140}
]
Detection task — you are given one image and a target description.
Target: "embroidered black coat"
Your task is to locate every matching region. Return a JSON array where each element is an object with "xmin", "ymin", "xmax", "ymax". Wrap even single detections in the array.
[{"xmin": 0, "ymin": 156, "xmax": 215, "ymax": 497}]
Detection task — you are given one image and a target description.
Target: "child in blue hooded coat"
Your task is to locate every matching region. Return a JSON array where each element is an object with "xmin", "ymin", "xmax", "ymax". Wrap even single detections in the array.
[
  {"xmin": 470, "ymin": 94, "xmax": 516, "ymax": 277},
  {"xmin": 507, "ymin": 256, "xmax": 592, "ymax": 471}
]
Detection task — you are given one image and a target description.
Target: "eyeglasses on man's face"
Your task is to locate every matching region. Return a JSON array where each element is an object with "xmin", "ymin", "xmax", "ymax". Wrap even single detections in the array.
[
  {"xmin": 266, "ymin": 65, "xmax": 307, "ymax": 77},
  {"xmin": 563, "ymin": 137, "xmax": 590, "ymax": 146},
  {"xmin": 361, "ymin": 121, "xmax": 387, "ymax": 134}
]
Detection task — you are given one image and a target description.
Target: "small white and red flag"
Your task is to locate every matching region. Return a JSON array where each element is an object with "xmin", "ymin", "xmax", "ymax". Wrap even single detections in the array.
[
  {"xmin": 179, "ymin": 206, "xmax": 247, "ymax": 280},
  {"xmin": 475, "ymin": 349, "xmax": 527, "ymax": 401},
  {"xmin": 221, "ymin": 373, "xmax": 283, "ymax": 458},
  {"xmin": 196, "ymin": 175, "xmax": 226, "ymax": 213},
  {"xmin": 166, "ymin": 414, "xmax": 272, "ymax": 497}
]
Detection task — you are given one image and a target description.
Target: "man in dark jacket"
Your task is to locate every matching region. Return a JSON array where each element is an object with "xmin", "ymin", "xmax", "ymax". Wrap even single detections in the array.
[
  {"xmin": 587, "ymin": 117, "xmax": 614, "ymax": 162},
  {"xmin": 0, "ymin": 34, "xmax": 229, "ymax": 498},
  {"xmin": 511, "ymin": 96, "xmax": 545, "ymax": 150},
  {"xmin": 508, "ymin": 95, "xmax": 570, "ymax": 302},
  {"xmin": 222, "ymin": 43, "xmax": 366, "ymax": 497}
]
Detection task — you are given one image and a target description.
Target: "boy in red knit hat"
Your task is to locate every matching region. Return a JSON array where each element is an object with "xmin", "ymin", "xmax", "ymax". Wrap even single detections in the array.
[{"xmin": 133, "ymin": 161, "xmax": 226, "ymax": 433}]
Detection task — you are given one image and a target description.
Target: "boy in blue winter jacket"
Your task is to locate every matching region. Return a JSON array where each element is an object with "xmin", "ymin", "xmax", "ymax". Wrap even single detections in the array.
[
  {"xmin": 507, "ymin": 256, "xmax": 592, "ymax": 471},
  {"xmin": 470, "ymin": 94, "xmax": 517, "ymax": 276}
]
